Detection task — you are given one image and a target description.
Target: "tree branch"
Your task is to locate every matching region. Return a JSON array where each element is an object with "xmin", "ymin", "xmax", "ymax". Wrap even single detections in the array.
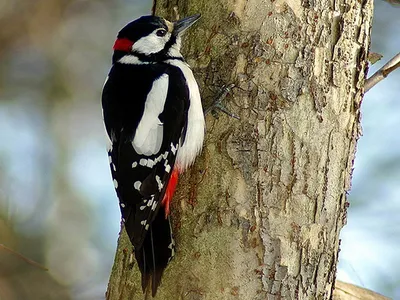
[
  {"xmin": 333, "ymin": 281, "xmax": 390, "ymax": 300},
  {"xmin": 365, "ymin": 52, "xmax": 400, "ymax": 92},
  {"xmin": 0, "ymin": 244, "xmax": 48, "ymax": 271}
]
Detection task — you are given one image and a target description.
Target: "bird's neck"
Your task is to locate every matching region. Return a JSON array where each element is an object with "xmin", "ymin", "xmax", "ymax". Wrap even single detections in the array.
[{"xmin": 114, "ymin": 52, "xmax": 184, "ymax": 65}]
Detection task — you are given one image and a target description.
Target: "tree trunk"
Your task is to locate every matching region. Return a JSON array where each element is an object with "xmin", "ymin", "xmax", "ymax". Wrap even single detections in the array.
[{"xmin": 106, "ymin": 0, "xmax": 374, "ymax": 299}]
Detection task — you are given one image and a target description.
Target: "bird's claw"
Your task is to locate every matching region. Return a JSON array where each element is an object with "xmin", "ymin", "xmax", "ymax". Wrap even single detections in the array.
[{"xmin": 205, "ymin": 83, "xmax": 240, "ymax": 120}]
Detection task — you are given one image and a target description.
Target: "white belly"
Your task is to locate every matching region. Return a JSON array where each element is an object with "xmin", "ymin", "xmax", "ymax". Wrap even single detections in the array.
[{"xmin": 166, "ymin": 59, "xmax": 205, "ymax": 172}]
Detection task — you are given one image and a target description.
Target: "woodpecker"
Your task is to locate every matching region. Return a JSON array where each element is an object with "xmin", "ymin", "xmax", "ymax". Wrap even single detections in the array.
[{"xmin": 102, "ymin": 14, "xmax": 204, "ymax": 296}]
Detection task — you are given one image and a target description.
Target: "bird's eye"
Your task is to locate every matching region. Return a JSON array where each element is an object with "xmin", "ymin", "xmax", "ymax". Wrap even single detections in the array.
[{"xmin": 156, "ymin": 29, "xmax": 167, "ymax": 37}]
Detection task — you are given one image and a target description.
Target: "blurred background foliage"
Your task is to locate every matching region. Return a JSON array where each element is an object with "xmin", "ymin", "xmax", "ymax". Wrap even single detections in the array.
[
  {"xmin": 0, "ymin": 0, "xmax": 150, "ymax": 299},
  {"xmin": 0, "ymin": 0, "xmax": 398, "ymax": 299}
]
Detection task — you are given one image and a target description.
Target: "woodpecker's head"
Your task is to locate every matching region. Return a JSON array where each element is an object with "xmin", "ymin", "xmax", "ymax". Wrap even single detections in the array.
[{"xmin": 112, "ymin": 14, "xmax": 201, "ymax": 63}]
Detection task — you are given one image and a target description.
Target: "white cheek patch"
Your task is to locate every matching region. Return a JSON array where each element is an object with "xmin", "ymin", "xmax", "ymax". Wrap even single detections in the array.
[
  {"xmin": 132, "ymin": 74, "xmax": 169, "ymax": 155},
  {"xmin": 167, "ymin": 36, "xmax": 182, "ymax": 58},
  {"xmin": 132, "ymin": 30, "xmax": 171, "ymax": 54}
]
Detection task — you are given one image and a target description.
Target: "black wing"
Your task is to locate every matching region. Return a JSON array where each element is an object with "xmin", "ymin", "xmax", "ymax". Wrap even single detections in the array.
[{"xmin": 102, "ymin": 62, "xmax": 189, "ymax": 294}]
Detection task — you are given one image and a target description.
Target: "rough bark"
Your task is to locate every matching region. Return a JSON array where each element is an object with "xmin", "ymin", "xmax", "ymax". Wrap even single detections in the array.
[{"xmin": 106, "ymin": 0, "xmax": 374, "ymax": 299}]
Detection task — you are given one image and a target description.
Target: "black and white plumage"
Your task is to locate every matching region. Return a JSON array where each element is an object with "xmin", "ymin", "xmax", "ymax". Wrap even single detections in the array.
[{"xmin": 102, "ymin": 14, "xmax": 204, "ymax": 296}]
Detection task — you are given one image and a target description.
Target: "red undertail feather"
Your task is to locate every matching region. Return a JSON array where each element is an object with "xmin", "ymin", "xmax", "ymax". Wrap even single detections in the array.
[{"xmin": 161, "ymin": 168, "xmax": 179, "ymax": 218}]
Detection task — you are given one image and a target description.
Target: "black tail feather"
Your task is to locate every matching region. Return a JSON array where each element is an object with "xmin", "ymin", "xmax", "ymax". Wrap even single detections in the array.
[
  {"xmin": 134, "ymin": 212, "xmax": 175, "ymax": 297},
  {"xmin": 141, "ymin": 250, "xmax": 149, "ymax": 293},
  {"xmin": 151, "ymin": 268, "xmax": 164, "ymax": 297}
]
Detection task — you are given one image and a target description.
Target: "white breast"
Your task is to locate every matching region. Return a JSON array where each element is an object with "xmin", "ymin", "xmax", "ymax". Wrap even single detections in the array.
[{"xmin": 166, "ymin": 59, "xmax": 205, "ymax": 172}]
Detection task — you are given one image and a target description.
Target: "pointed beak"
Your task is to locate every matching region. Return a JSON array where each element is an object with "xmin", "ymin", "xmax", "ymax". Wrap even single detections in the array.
[{"xmin": 173, "ymin": 14, "xmax": 201, "ymax": 35}]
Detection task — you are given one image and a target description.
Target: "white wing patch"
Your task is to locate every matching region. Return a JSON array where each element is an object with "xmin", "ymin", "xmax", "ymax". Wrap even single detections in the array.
[{"xmin": 132, "ymin": 74, "xmax": 169, "ymax": 155}]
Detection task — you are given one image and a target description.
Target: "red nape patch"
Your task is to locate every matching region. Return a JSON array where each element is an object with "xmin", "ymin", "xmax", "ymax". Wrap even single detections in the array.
[
  {"xmin": 113, "ymin": 38, "xmax": 134, "ymax": 52},
  {"xmin": 161, "ymin": 169, "xmax": 179, "ymax": 218}
]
